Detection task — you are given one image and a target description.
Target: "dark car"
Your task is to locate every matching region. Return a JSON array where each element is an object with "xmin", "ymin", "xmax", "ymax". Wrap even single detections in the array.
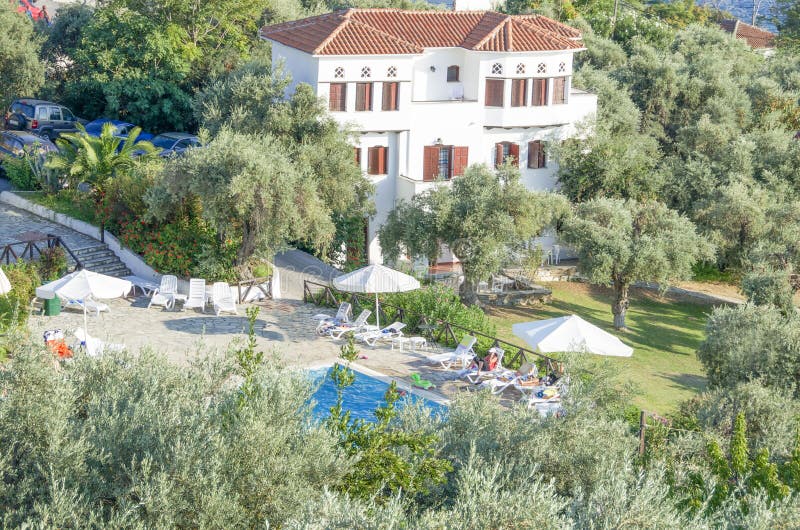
[
  {"xmin": 84, "ymin": 118, "xmax": 154, "ymax": 153},
  {"xmin": 4, "ymin": 99, "xmax": 83, "ymax": 141},
  {"xmin": 150, "ymin": 132, "xmax": 201, "ymax": 157},
  {"xmin": 0, "ymin": 130, "xmax": 57, "ymax": 178}
]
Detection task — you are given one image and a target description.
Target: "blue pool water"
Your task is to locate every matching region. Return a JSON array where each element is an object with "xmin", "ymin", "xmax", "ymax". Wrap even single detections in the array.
[{"xmin": 309, "ymin": 367, "xmax": 445, "ymax": 422}]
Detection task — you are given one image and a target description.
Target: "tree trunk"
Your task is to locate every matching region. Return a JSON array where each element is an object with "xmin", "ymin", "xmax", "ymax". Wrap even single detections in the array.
[
  {"xmin": 612, "ymin": 282, "xmax": 630, "ymax": 330},
  {"xmin": 459, "ymin": 275, "xmax": 481, "ymax": 306}
]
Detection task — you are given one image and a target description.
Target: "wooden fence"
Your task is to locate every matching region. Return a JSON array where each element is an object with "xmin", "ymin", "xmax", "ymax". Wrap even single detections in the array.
[
  {"xmin": 0, "ymin": 234, "xmax": 82, "ymax": 271},
  {"xmin": 303, "ymin": 279, "xmax": 558, "ymax": 372},
  {"xmin": 235, "ymin": 277, "xmax": 272, "ymax": 302}
]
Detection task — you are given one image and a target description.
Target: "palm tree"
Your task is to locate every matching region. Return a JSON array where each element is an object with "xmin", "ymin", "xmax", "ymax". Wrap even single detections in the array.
[{"xmin": 47, "ymin": 122, "xmax": 158, "ymax": 240}]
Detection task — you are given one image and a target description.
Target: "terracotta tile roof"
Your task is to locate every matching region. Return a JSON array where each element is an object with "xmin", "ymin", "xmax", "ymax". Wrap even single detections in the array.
[
  {"xmin": 718, "ymin": 18, "xmax": 776, "ymax": 49},
  {"xmin": 260, "ymin": 9, "xmax": 584, "ymax": 55}
]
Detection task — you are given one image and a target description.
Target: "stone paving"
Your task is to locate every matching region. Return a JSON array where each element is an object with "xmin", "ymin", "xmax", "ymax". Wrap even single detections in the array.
[
  {"xmin": 0, "ymin": 201, "xmax": 98, "ymax": 250},
  {"xmin": 28, "ymin": 297, "xmax": 473, "ymax": 402}
]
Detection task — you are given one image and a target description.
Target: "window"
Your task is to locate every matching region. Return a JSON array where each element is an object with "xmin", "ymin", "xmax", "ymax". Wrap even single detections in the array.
[
  {"xmin": 329, "ymin": 83, "xmax": 347, "ymax": 112},
  {"xmin": 355, "ymin": 82, "xmax": 373, "ymax": 111},
  {"xmin": 423, "ymin": 145, "xmax": 468, "ymax": 180},
  {"xmin": 485, "ymin": 78, "xmax": 504, "ymax": 107},
  {"xmin": 511, "ymin": 78, "xmax": 527, "ymax": 107},
  {"xmin": 558, "ymin": 62, "xmax": 566, "ymax": 73},
  {"xmin": 516, "ymin": 63, "xmax": 526, "ymax": 75},
  {"xmin": 495, "ymin": 142, "xmax": 519, "ymax": 168},
  {"xmin": 382, "ymin": 82, "xmax": 399, "ymax": 111},
  {"xmin": 334, "ymin": 67, "xmax": 345, "ymax": 78},
  {"xmin": 387, "ymin": 66, "xmax": 397, "ymax": 78},
  {"xmin": 37, "ymin": 107, "xmax": 48, "ymax": 120},
  {"xmin": 553, "ymin": 77, "xmax": 567, "ymax": 105},
  {"xmin": 491, "ymin": 63, "xmax": 503, "ymax": 75},
  {"xmin": 447, "ymin": 65, "xmax": 460, "ymax": 82},
  {"xmin": 367, "ymin": 146, "xmax": 387, "ymax": 175},
  {"xmin": 532, "ymin": 78, "xmax": 548, "ymax": 106},
  {"xmin": 361, "ymin": 66, "xmax": 371, "ymax": 78},
  {"xmin": 61, "ymin": 108, "xmax": 75, "ymax": 121},
  {"xmin": 48, "ymin": 107, "xmax": 62, "ymax": 121},
  {"xmin": 537, "ymin": 62, "xmax": 546, "ymax": 74},
  {"xmin": 528, "ymin": 140, "xmax": 546, "ymax": 169}
]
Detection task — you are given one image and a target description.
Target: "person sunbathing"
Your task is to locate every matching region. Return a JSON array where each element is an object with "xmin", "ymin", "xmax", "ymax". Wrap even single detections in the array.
[{"xmin": 469, "ymin": 348, "xmax": 500, "ymax": 373}]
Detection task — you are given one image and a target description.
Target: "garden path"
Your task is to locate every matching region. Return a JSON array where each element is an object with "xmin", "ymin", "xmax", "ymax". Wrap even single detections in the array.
[{"xmin": 0, "ymin": 200, "xmax": 98, "ymax": 250}]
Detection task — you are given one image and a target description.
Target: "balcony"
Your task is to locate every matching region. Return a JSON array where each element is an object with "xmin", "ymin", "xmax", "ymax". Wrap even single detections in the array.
[{"xmin": 483, "ymin": 90, "xmax": 597, "ymax": 128}]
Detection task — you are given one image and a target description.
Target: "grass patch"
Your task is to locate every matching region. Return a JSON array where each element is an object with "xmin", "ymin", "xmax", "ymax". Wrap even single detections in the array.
[
  {"xmin": 21, "ymin": 191, "xmax": 97, "ymax": 225},
  {"xmin": 485, "ymin": 281, "xmax": 711, "ymax": 414},
  {"xmin": 692, "ymin": 261, "xmax": 738, "ymax": 284}
]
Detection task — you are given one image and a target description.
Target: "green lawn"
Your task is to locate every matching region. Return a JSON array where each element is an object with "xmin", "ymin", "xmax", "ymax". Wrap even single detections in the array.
[
  {"xmin": 22, "ymin": 191, "xmax": 97, "ymax": 225},
  {"xmin": 485, "ymin": 282, "xmax": 711, "ymax": 414}
]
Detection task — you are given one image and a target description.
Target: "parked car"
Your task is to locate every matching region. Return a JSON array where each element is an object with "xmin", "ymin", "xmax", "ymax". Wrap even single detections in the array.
[
  {"xmin": 84, "ymin": 118, "xmax": 154, "ymax": 150},
  {"xmin": 149, "ymin": 133, "xmax": 201, "ymax": 157},
  {"xmin": 0, "ymin": 130, "xmax": 57, "ymax": 178},
  {"xmin": 4, "ymin": 99, "xmax": 83, "ymax": 141}
]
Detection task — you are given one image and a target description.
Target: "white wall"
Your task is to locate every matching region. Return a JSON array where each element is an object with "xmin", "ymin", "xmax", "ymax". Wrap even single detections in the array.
[{"xmin": 272, "ymin": 42, "xmax": 319, "ymax": 96}]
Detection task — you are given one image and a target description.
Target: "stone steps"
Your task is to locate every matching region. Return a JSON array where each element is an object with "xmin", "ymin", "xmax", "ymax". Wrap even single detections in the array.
[{"xmin": 70, "ymin": 244, "xmax": 131, "ymax": 278}]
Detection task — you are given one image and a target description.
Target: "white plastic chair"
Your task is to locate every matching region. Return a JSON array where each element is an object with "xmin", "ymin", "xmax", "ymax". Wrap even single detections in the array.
[
  {"xmin": 148, "ymin": 275, "xmax": 178, "ymax": 309},
  {"xmin": 357, "ymin": 322, "xmax": 406, "ymax": 347},
  {"xmin": 183, "ymin": 278, "xmax": 206, "ymax": 312},
  {"xmin": 63, "ymin": 297, "xmax": 109, "ymax": 316},
  {"xmin": 212, "ymin": 282, "xmax": 238, "ymax": 316},
  {"xmin": 464, "ymin": 347, "xmax": 508, "ymax": 384}
]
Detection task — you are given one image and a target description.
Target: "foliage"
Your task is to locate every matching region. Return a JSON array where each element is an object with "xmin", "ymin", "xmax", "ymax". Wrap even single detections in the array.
[
  {"xmin": 698, "ymin": 304, "xmax": 800, "ymax": 395},
  {"xmin": 384, "ymin": 283, "xmax": 497, "ymax": 351},
  {"xmin": 37, "ymin": 247, "xmax": 67, "ymax": 282},
  {"xmin": 773, "ymin": 0, "xmax": 800, "ymax": 51},
  {"xmin": 195, "ymin": 62, "xmax": 373, "ymax": 265},
  {"xmin": 0, "ymin": 3, "xmax": 44, "ymax": 110},
  {"xmin": 0, "ymin": 261, "xmax": 40, "ymax": 331},
  {"xmin": 562, "ymin": 197, "xmax": 714, "ymax": 329},
  {"xmin": 24, "ymin": 190, "xmax": 97, "ymax": 225},
  {"xmin": 741, "ymin": 269, "xmax": 795, "ymax": 312},
  {"xmin": 1, "ymin": 155, "xmax": 38, "ymax": 191},
  {"xmin": 326, "ymin": 339, "xmax": 452, "ymax": 502},
  {"xmin": 379, "ymin": 163, "xmax": 567, "ymax": 303},
  {"xmin": 146, "ymin": 128, "xmax": 335, "ymax": 269}
]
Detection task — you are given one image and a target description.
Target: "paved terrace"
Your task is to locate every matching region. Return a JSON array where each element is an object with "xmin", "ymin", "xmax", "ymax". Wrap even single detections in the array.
[{"xmin": 27, "ymin": 297, "xmax": 478, "ymax": 402}]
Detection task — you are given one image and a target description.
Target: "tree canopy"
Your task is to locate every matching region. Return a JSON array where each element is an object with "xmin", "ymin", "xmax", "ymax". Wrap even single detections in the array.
[
  {"xmin": 0, "ymin": 3, "xmax": 44, "ymax": 109},
  {"xmin": 562, "ymin": 198, "xmax": 713, "ymax": 329},
  {"xmin": 379, "ymin": 163, "xmax": 567, "ymax": 303}
]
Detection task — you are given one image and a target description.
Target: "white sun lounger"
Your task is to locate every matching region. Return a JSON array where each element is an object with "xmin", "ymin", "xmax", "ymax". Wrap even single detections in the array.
[
  {"xmin": 148, "ymin": 275, "xmax": 178, "ymax": 309},
  {"xmin": 426, "ymin": 335, "xmax": 477, "ymax": 369},
  {"xmin": 325, "ymin": 309, "xmax": 373, "ymax": 339},
  {"xmin": 183, "ymin": 278, "xmax": 206, "ymax": 312},
  {"xmin": 74, "ymin": 327, "xmax": 125, "ymax": 357},
  {"xmin": 357, "ymin": 322, "xmax": 406, "ymax": 347},
  {"xmin": 62, "ymin": 297, "xmax": 110, "ymax": 316}
]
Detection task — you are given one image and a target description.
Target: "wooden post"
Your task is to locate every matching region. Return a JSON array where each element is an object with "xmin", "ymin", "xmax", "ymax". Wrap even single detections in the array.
[{"xmin": 639, "ymin": 411, "xmax": 647, "ymax": 457}]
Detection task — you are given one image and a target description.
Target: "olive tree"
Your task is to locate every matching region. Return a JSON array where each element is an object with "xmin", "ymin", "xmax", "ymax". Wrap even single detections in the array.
[
  {"xmin": 146, "ymin": 129, "xmax": 335, "ymax": 269},
  {"xmin": 378, "ymin": 163, "xmax": 567, "ymax": 304},
  {"xmin": 562, "ymin": 198, "xmax": 713, "ymax": 329},
  {"xmin": 0, "ymin": 2, "xmax": 44, "ymax": 109}
]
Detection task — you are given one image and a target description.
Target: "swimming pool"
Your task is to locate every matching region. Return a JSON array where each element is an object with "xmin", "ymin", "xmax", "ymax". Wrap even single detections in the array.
[{"xmin": 309, "ymin": 366, "xmax": 445, "ymax": 422}]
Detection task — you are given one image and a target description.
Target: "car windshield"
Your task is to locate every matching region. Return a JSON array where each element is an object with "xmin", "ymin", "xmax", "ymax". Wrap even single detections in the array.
[
  {"xmin": 10, "ymin": 103, "xmax": 35, "ymax": 118},
  {"xmin": 150, "ymin": 135, "xmax": 177, "ymax": 149}
]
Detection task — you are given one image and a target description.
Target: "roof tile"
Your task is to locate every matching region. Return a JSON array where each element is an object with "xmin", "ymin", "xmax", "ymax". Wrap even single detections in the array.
[
  {"xmin": 718, "ymin": 18, "xmax": 776, "ymax": 49},
  {"xmin": 260, "ymin": 9, "xmax": 583, "ymax": 55}
]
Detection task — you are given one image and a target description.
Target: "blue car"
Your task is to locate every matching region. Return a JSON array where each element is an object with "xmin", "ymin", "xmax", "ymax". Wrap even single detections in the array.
[
  {"xmin": 83, "ymin": 118, "xmax": 154, "ymax": 147},
  {"xmin": 149, "ymin": 132, "xmax": 201, "ymax": 157}
]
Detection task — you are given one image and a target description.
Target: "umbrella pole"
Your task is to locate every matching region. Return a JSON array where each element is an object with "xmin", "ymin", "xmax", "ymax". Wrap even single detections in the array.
[
  {"xmin": 83, "ymin": 301, "xmax": 88, "ymax": 342},
  {"xmin": 375, "ymin": 292, "xmax": 379, "ymax": 330}
]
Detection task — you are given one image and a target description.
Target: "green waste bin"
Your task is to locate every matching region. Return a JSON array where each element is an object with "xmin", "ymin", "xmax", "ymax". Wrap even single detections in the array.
[{"xmin": 44, "ymin": 297, "xmax": 61, "ymax": 316}]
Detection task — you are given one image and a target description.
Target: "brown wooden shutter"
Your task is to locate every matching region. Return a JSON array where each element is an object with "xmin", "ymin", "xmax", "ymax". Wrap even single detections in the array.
[
  {"xmin": 423, "ymin": 146, "xmax": 439, "ymax": 181},
  {"xmin": 495, "ymin": 143, "xmax": 504, "ymax": 168},
  {"xmin": 356, "ymin": 83, "xmax": 372, "ymax": 111},
  {"xmin": 533, "ymin": 78, "xmax": 547, "ymax": 106},
  {"xmin": 553, "ymin": 77, "xmax": 565, "ymax": 104},
  {"xmin": 528, "ymin": 140, "xmax": 546, "ymax": 168},
  {"xmin": 485, "ymin": 79, "xmax": 504, "ymax": 107},
  {"xmin": 511, "ymin": 79, "xmax": 526, "ymax": 107},
  {"xmin": 452, "ymin": 146, "xmax": 469, "ymax": 177},
  {"xmin": 329, "ymin": 83, "xmax": 346, "ymax": 111},
  {"xmin": 382, "ymin": 82, "xmax": 398, "ymax": 111},
  {"xmin": 378, "ymin": 146, "xmax": 387, "ymax": 174},
  {"xmin": 367, "ymin": 147, "xmax": 378, "ymax": 174},
  {"xmin": 509, "ymin": 143, "xmax": 520, "ymax": 166},
  {"xmin": 354, "ymin": 147, "xmax": 361, "ymax": 166}
]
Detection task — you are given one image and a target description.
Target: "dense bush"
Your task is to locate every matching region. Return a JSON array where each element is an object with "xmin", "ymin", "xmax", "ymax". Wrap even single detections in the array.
[
  {"xmin": 697, "ymin": 304, "xmax": 800, "ymax": 395},
  {"xmin": 0, "ymin": 261, "xmax": 40, "ymax": 332},
  {"xmin": 741, "ymin": 270, "xmax": 795, "ymax": 311},
  {"xmin": 2, "ymin": 155, "xmax": 39, "ymax": 191},
  {"xmin": 37, "ymin": 247, "xmax": 67, "ymax": 282}
]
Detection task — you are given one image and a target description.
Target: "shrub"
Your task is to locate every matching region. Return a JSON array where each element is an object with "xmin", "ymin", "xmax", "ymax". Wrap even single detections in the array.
[
  {"xmin": 697, "ymin": 304, "xmax": 800, "ymax": 395},
  {"xmin": 0, "ymin": 261, "xmax": 40, "ymax": 330},
  {"xmin": 2, "ymin": 155, "xmax": 39, "ymax": 191},
  {"xmin": 741, "ymin": 270, "xmax": 795, "ymax": 312},
  {"xmin": 37, "ymin": 246, "xmax": 67, "ymax": 282}
]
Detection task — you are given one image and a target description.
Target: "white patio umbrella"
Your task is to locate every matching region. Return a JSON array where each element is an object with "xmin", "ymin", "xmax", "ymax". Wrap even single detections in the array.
[
  {"xmin": 0, "ymin": 267, "xmax": 11, "ymax": 296},
  {"xmin": 512, "ymin": 315, "xmax": 633, "ymax": 357},
  {"xmin": 36, "ymin": 269, "xmax": 132, "ymax": 335},
  {"xmin": 332, "ymin": 264, "xmax": 420, "ymax": 329}
]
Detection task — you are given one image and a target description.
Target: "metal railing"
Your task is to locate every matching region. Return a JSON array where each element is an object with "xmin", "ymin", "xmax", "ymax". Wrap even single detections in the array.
[
  {"xmin": 0, "ymin": 234, "xmax": 82, "ymax": 271},
  {"xmin": 303, "ymin": 279, "xmax": 558, "ymax": 372}
]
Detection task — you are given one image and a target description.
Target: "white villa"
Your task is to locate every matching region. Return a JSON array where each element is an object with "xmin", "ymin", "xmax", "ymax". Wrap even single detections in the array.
[{"xmin": 260, "ymin": 8, "xmax": 597, "ymax": 265}]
